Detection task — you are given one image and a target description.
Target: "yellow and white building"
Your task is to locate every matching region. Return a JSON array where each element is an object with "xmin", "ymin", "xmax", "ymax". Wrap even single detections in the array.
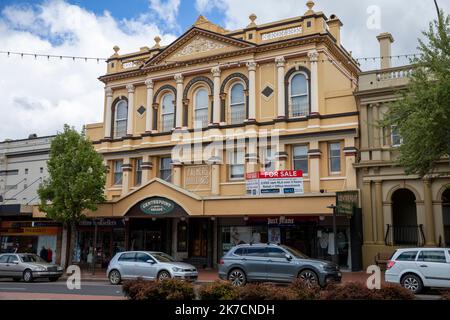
[{"xmin": 77, "ymin": 1, "xmax": 362, "ymax": 269}]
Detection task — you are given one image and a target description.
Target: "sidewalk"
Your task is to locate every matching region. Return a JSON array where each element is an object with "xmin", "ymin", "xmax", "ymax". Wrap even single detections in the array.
[{"xmin": 68, "ymin": 269, "xmax": 382, "ymax": 284}]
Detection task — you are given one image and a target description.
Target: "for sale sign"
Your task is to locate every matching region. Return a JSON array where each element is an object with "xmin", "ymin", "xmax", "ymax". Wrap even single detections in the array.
[{"xmin": 246, "ymin": 170, "xmax": 304, "ymax": 196}]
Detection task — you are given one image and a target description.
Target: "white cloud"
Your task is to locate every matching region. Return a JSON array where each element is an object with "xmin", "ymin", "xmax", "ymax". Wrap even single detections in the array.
[
  {"xmin": 195, "ymin": 0, "xmax": 450, "ymax": 69},
  {"xmin": 0, "ymin": 0, "xmax": 177, "ymax": 140},
  {"xmin": 148, "ymin": 0, "xmax": 181, "ymax": 29}
]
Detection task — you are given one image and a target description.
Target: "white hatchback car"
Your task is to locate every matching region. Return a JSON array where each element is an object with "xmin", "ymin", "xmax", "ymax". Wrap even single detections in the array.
[{"xmin": 385, "ymin": 248, "xmax": 450, "ymax": 294}]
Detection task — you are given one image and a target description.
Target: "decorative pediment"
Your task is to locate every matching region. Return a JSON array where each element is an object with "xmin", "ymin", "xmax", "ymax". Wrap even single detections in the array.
[
  {"xmin": 142, "ymin": 28, "xmax": 254, "ymax": 68},
  {"xmin": 173, "ymin": 35, "xmax": 227, "ymax": 59}
]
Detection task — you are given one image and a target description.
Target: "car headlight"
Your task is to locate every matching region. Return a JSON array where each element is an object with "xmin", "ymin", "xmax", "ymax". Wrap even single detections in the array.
[
  {"xmin": 57, "ymin": 267, "xmax": 63, "ymax": 271},
  {"xmin": 172, "ymin": 267, "xmax": 182, "ymax": 272},
  {"xmin": 34, "ymin": 266, "xmax": 46, "ymax": 271}
]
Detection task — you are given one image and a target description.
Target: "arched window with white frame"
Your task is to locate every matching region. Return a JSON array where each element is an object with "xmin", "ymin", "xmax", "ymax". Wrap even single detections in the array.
[
  {"xmin": 289, "ymin": 72, "xmax": 309, "ymax": 117},
  {"xmin": 229, "ymin": 82, "xmax": 246, "ymax": 124},
  {"xmin": 193, "ymin": 88, "xmax": 209, "ymax": 128},
  {"xmin": 113, "ymin": 99, "xmax": 128, "ymax": 138},
  {"xmin": 161, "ymin": 92, "xmax": 175, "ymax": 132}
]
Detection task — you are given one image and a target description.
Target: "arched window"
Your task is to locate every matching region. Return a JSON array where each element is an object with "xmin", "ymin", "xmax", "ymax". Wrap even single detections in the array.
[
  {"xmin": 194, "ymin": 88, "xmax": 209, "ymax": 128},
  {"xmin": 161, "ymin": 93, "xmax": 175, "ymax": 132},
  {"xmin": 229, "ymin": 83, "xmax": 246, "ymax": 124},
  {"xmin": 289, "ymin": 72, "xmax": 309, "ymax": 117},
  {"xmin": 114, "ymin": 100, "xmax": 128, "ymax": 138}
]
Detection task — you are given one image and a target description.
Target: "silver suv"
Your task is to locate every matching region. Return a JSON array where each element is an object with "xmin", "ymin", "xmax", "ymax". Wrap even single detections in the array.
[
  {"xmin": 385, "ymin": 248, "xmax": 450, "ymax": 294},
  {"xmin": 218, "ymin": 244, "xmax": 341, "ymax": 287}
]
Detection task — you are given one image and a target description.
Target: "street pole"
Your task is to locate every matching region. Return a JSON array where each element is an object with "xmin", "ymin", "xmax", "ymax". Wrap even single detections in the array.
[
  {"xmin": 92, "ymin": 220, "xmax": 98, "ymax": 275},
  {"xmin": 433, "ymin": 0, "xmax": 440, "ymax": 18}
]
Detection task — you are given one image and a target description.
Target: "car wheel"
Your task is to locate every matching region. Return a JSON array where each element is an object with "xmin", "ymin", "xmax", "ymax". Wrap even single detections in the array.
[
  {"xmin": 49, "ymin": 277, "xmax": 60, "ymax": 282},
  {"xmin": 401, "ymin": 274, "xmax": 423, "ymax": 294},
  {"xmin": 23, "ymin": 269, "xmax": 34, "ymax": 283},
  {"xmin": 298, "ymin": 269, "xmax": 319, "ymax": 288},
  {"xmin": 158, "ymin": 270, "xmax": 171, "ymax": 281},
  {"xmin": 109, "ymin": 270, "xmax": 122, "ymax": 285},
  {"xmin": 228, "ymin": 269, "xmax": 246, "ymax": 287}
]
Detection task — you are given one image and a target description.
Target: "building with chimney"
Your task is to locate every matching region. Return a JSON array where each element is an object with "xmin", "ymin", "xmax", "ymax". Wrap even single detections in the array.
[{"xmin": 355, "ymin": 33, "xmax": 450, "ymax": 267}]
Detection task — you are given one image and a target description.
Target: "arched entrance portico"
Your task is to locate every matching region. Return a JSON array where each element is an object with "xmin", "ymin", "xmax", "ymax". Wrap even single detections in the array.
[
  {"xmin": 442, "ymin": 189, "xmax": 450, "ymax": 246},
  {"xmin": 390, "ymin": 188, "xmax": 421, "ymax": 245},
  {"xmin": 125, "ymin": 196, "xmax": 212, "ymax": 268}
]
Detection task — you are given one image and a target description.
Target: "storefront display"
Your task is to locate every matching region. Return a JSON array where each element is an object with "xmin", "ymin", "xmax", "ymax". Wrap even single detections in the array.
[{"xmin": 0, "ymin": 221, "xmax": 61, "ymax": 263}]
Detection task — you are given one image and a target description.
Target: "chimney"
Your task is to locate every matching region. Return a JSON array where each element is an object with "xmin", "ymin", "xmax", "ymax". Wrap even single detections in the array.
[
  {"xmin": 377, "ymin": 33, "xmax": 394, "ymax": 69},
  {"xmin": 327, "ymin": 14, "xmax": 343, "ymax": 45}
]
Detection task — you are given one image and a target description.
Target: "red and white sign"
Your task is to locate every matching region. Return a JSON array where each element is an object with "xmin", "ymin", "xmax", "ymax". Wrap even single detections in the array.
[{"xmin": 246, "ymin": 170, "xmax": 304, "ymax": 196}]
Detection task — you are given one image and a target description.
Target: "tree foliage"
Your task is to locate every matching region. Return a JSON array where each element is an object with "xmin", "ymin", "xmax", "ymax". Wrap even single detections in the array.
[
  {"xmin": 38, "ymin": 124, "xmax": 106, "ymax": 224},
  {"xmin": 381, "ymin": 11, "xmax": 450, "ymax": 177}
]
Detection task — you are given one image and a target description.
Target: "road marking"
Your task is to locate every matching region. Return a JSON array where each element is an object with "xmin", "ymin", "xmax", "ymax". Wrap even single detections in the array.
[{"xmin": 0, "ymin": 287, "xmax": 26, "ymax": 291}]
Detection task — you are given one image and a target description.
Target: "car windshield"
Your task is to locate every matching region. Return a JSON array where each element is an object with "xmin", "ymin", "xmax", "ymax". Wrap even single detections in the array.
[
  {"xmin": 20, "ymin": 254, "xmax": 46, "ymax": 263},
  {"xmin": 281, "ymin": 245, "xmax": 309, "ymax": 259},
  {"xmin": 151, "ymin": 252, "xmax": 176, "ymax": 263}
]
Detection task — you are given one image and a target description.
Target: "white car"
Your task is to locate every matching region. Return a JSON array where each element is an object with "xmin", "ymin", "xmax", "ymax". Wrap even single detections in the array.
[{"xmin": 385, "ymin": 248, "xmax": 450, "ymax": 294}]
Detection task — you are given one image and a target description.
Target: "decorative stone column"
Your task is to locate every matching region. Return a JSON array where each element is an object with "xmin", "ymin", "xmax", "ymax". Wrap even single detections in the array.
[
  {"xmin": 126, "ymin": 84, "xmax": 135, "ymax": 136},
  {"xmin": 174, "ymin": 74, "xmax": 184, "ymax": 129},
  {"xmin": 344, "ymin": 138, "xmax": 358, "ymax": 190},
  {"xmin": 145, "ymin": 79, "xmax": 154, "ymax": 132},
  {"xmin": 246, "ymin": 60, "xmax": 257, "ymax": 121},
  {"xmin": 211, "ymin": 161, "xmax": 221, "ymax": 196},
  {"xmin": 362, "ymin": 180, "xmax": 374, "ymax": 244},
  {"xmin": 375, "ymin": 181, "xmax": 384, "ymax": 244},
  {"xmin": 275, "ymin": 56, "xmax": 286, "ymax": 119},
  {"xmin": 104, "ymin": 87, "xmax": 113, "ymax": 138},
  {"xmin": 424, "ymin": 178, "xmax": 436, "ymax": 245},
  {"xmin": 308, "ymin": 50, "xmax": 319, "ymax": 114},
  {"xmin": 308, "ymin": 141, "xmax": 321, "ymax": 192},
  {"xmin": 211, "ymin": 66, "xmax": 221, "ymax": 125},
  {"xmin": 372, "ymin": 104, "xmax": 380, "ymax": 148},
  {"xmin": 141, "ymin": 155, "xmax": 153, "ymax": 184},
  {"xmin": 121, "ymin": 158, "xmax": 132, "ymax": 195}
]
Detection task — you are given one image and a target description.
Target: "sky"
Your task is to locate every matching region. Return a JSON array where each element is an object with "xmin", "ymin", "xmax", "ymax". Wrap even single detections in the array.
[{"xmin": 0, "ymin": 0, "xmax": 448, "ymax": 141}]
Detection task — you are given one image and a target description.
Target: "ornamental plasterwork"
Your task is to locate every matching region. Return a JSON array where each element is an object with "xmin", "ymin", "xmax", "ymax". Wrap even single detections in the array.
[{"xmin": 173, "ymin": 36, "xmax": 228, "ymax": 58}]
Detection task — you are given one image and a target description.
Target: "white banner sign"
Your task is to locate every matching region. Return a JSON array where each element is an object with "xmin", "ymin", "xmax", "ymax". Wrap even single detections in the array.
[{"xmin": 246, "ymin": 170, "xmax": 304, "ymax": 196}]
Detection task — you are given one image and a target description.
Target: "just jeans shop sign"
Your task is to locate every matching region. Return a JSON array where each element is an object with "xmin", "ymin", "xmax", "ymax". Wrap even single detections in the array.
[{"xmin": 140, "ymin": 197, "xmax": 175, "ymax": 215}]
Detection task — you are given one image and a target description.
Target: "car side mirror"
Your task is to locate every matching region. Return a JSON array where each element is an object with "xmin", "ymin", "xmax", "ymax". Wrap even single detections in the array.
[
  {"xmin": 147, "ymin": 259, "xmax": 156, "ymax": 264},
  {"xmin": 285, "ymin": 254, "xmax": 293, "ymax": 261}
]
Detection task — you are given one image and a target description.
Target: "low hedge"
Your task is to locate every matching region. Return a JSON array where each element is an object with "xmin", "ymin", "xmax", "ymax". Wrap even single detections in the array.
[
  {"xmin": 238, "ymin": 283, "xmax": 298, "ymax": 300},
  {"xmin": 122, "ymin": 278, "xmax": 195, "ymax": 301},
  {"xmin": 441, "ymin": 291, "xmax": 450, "ymax": 300},
  {"xmin": 320, "ymin": 282, "xmax": 415, "ymax": 300},
  {"xmin": 198, "ymin": 280, "xmax": 240, "ymax": 300}
]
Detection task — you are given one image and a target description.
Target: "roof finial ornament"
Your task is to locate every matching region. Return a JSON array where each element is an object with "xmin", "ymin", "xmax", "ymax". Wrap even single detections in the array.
[
  {"xmin": 113, "ymin": 45, "xmax": 120, "ymax": 56},
  {"xmin": 305, "ymin": 1, "xmax": 315, "ymax": 14},
  {"xmin": 247, "ymin": 13, "xmax": 257, "ymax": 28},
  {"xmin": 153, "ymin": 36, "xmax": 161, "ymax": 49}
]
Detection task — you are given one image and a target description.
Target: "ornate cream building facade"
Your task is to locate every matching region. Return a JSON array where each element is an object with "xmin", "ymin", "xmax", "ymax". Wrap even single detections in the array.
[
  {"xmin": 55, "ymin": 2, "xmax": 363, "ymax": 269},
  {"xmin": 356, "ymin": 34, "xmax": 450, "ymax": 267}
]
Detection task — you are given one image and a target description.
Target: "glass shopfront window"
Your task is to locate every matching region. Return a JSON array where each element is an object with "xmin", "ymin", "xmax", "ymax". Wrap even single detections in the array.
[{"xmin": 220, "ymin": 226, "xmax": 268, "ymax": 257}]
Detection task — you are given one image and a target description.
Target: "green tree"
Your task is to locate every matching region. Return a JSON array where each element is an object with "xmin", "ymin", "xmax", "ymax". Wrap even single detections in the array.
[
  {"xmin": 38, "ymin": 125, "xmax": 106, "ymax": 266},
  {"xmin": 381, "ymin": 11, "xmax": 450, "ymax": 177}
]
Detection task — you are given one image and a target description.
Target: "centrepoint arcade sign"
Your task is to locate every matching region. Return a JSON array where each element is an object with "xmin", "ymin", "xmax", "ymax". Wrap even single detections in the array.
[{"xmin": 246, "ymin": 170, "xmax": 304, "ymax": 196}]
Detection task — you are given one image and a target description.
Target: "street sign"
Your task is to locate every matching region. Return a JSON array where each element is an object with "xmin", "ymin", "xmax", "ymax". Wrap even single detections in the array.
[{"xmin": 336, "ymin": 190, "xmax": 360, "ymax": 216}]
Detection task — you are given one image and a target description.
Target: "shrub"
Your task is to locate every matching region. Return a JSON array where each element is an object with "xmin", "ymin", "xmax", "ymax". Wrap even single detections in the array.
[
  {"xmin": 375, "ymin": 284, "xmax": 415, "ymax": 300},
  {"xmin": 199, "ymin": 281, "xmax": 239, "ymax": 300},
  {"xmin": 289, "ymin": 279, "xmax": 321, "ymax": 300},
  {"xmin": 239, "ymin": 283, "xmax": 297, "ymax": 300},
  {"xmin": 321, "ymin": 282, "xmax": 376, "ymax": 300},
  {"xmin": 441, "ymin": 291, "xmax": 450, "ymax": 300},
  {"xmin": 198, "ymin": 281, "xmax": 240, "ymax": 300},
  {"xmin": 122, "ymin": 278, "xmax": 195, "ymax": 301}
]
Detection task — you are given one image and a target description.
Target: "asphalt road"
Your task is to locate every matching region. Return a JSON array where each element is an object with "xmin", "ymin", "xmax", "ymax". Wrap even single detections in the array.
[{"xmin": 0, "ymin": 279, "xmax": 123, "ymax": 297}]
